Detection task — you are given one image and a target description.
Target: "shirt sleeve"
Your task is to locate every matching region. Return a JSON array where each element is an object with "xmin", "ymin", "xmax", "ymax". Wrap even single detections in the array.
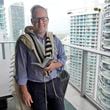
[
  {"xmin": 55, "ymin": 36, "xmax": 67, "ymax": 71},
  {"xmin": 15, "ymin": 39, "xmax": 28, "ymax": 85}
]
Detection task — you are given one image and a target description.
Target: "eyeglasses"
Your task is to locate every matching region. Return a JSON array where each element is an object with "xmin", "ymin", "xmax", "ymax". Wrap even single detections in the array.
[{"xmin": 33, "ymin": 17, "xmax": 49, "ymax": 23}]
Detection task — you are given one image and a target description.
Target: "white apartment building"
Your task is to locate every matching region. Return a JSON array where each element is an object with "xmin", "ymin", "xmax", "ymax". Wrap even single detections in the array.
[
  {"xmin": 97, "ymin": 1, "xmax": 110, "ymax": 110},
  {"xmin": 68, "ymin": 7, "xmax": 101, "ymax": 98}
]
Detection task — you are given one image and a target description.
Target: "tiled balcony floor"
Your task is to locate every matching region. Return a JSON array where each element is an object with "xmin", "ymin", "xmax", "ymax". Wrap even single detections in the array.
[{"xmin": 65, "ymin": 84, "xmax": 97, "ymax": 110}]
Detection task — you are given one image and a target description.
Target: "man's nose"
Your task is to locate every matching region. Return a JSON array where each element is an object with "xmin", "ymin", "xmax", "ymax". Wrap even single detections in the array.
[{"xmin": 38, "ymin": 18, "xmax": 44, "ymax": 23}]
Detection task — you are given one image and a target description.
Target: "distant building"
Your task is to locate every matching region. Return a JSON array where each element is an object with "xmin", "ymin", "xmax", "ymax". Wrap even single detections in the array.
[
  {"xmin": 0, "ymin": 0, "xmax": 7, "ymax": 41},
  {"xmin": 9, "ymin": 2, "xmax": 25, "ymax": 41},
  {"xmin": 68, "ymin": 7, "xmax": 101, "ymax": 98}
]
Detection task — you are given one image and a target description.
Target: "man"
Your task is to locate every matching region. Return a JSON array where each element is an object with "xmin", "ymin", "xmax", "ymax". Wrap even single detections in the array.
[{"xmin": 15, "ymin": 5, "xmax": 67, "ymax": 110}]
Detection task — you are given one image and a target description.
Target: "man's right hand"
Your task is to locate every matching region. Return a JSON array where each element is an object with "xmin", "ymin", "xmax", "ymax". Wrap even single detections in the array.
[{"xmin": 19, "ymin": 85, "xmax": 33, "ymax": 107}]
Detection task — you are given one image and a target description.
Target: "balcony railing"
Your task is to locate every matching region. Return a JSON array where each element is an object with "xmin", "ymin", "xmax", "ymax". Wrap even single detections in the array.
[
  {"xmin": 0, "ymin": 41, "xmax": 16, "ymax": 60},
  {"xmin": 0, "ymin": 41, "xmax": 110, "ymax": 110},
  {"xmin": 64, "ymin": 43, "xmax": 110, "ymax": 110}
]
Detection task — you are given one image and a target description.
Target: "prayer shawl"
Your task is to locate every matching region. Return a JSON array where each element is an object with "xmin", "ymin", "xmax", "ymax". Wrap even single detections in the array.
[{"xmin": 20, "ymin": 32, "xmax": 55, "ymax": 69}]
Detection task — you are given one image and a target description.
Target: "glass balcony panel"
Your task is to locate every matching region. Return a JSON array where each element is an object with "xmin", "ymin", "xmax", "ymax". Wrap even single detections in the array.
[
  {"xmin": 64, "ymin": 45, "xmax": 82, "ymax": 91},
  {"xmin": 98, "ymin": 91, "xmax": 110, "ymax": 110},
  {"xmin": 0, "ymin": 42, "xmax": 15, "ymax": 60},
  {"xmin": 64, "ymin": 45, "xmax": 110, "ymax": 110}
]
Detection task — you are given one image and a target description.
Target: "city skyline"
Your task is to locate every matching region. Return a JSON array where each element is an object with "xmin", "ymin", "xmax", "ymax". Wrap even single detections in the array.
[{"xmin": 4, "ymin": 0, "xmax": 104, "ymax": 34}]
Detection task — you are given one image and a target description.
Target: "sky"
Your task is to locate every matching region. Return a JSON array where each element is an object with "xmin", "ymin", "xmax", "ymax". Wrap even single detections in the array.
[{"xmin": 5, "ymin": 0, "xmax": 105, "ymax": 34}]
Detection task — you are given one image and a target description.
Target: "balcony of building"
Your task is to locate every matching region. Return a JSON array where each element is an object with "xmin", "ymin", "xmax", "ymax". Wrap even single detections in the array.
[{"xmin": 0, "ymin": 41, "xmax": 110, "ymax": 110}]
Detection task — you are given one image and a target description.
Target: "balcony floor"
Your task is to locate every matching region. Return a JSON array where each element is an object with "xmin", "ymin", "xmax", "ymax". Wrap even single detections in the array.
[{"xmin": 65, "ymin": 84, "xmax": 97, "ymax": 110}]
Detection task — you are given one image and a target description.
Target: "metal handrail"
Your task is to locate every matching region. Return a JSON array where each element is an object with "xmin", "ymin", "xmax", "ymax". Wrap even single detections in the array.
[{"xmin": 63, "ymin": 43, "xmax": 110, "ymax": 57}]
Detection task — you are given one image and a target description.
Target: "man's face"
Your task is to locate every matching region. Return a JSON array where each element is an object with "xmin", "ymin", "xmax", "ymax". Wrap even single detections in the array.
[{"xmin": 31, "ymin": 8, "xmax": 49, "ymax": 35}]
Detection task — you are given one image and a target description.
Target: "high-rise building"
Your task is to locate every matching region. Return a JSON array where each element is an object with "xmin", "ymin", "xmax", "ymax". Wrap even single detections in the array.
[
  {"xmin": 9, "ymin": 2, "xmax": 25, "ymax": 41},
  {"xmin": 97, "ymin": 1, "xmax": 110, "ymax": 110},
  {"xmin": 0, "ymin": 0, "xmax": 7, "ymax": 40},
  {"xmin": 68, "ymin": 7, "xmax": 101, "ymax": 98}
]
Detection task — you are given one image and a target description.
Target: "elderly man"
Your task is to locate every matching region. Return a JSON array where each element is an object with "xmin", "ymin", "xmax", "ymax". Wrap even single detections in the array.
[{"xmin": 15, "ymin": 5, "xmax": 67, "ymax": 110}]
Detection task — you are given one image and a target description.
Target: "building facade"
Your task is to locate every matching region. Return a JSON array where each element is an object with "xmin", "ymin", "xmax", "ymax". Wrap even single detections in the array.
[
  {"xmin": 97, "ymin": 1, "xmax": 110, "ymax": 110},
  {"xmin": 9, "ymin": 2, "xmax": 25, "ymax": 41},
  {"xmin": 69, "ymin": 7, "xmax": 101, "ymax": 98},
  {"xmin": 0, "ymin": 0, "xmax": 7, "ymax": 40}
]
